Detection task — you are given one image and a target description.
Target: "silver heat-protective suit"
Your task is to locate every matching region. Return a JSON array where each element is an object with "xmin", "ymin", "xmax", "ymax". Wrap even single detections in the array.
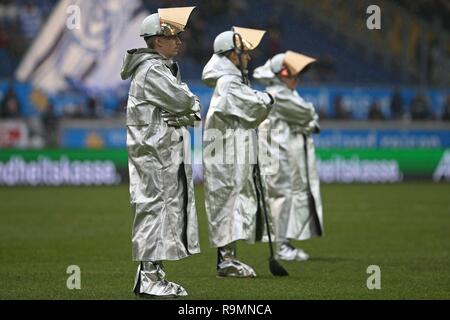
[
  {"xmin": 253, "ymin": 60, "xmax": 324, "ymax": 248},
  {"xmin": 121, "ymin": 48, "xmax": 200, "ymax": 296},
  {"xmin": 202, "ymin": 53, "xmax": 274, "ymax": 249}
]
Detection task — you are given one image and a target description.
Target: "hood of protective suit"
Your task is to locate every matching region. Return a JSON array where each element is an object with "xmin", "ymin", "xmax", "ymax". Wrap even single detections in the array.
[
  {"xmin": 253, "ymin": 58, "xmax": 283, "ymax": 86},
  {"xmin": 201, "ymin": 54, "xmax": 242, "ymax": 87},
  {"xmin": 120, "ymin": 48, "xmax": 170, "ymax": 80}
]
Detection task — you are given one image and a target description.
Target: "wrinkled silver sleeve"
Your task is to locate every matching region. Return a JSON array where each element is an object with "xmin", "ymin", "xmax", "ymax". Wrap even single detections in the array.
[{"xmin": 142, "ymin": 64, "xmax": 197, "ymax": 114}]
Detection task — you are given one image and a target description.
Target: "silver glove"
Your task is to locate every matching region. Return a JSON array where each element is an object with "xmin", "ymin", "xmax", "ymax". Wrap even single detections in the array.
[{"xmin": 161, "ymin": 110, "xmax": 200, "ymax": 127}]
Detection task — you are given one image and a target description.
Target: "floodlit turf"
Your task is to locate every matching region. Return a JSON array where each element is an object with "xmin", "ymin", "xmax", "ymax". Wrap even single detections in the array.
[{"xmin": 0, "ymin": 183, "xmax": 449, "ymax": 299}]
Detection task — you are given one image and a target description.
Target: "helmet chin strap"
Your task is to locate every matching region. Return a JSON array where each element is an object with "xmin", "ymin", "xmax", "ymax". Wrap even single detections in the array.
[{"xmin": 232, "ymin": 33, "xmax": 249, "ymax": 85}]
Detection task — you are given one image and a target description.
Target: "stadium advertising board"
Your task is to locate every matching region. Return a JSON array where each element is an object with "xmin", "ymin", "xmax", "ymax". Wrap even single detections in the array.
[
  {"xmin": 0, "ymin": 149, "xmax": 448, "ymax": 186},
  {"xmin": 0, "ymin": 149, "xmax": 123, "ymax": 186}
]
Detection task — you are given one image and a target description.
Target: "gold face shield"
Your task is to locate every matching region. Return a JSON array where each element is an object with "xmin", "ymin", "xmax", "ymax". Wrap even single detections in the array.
[
  {"xmin": 158, "ymin": 6, "xmax": 196, "ymax": 36},
  {"xmin": 283, "ymin": 51, "xmax": 316, "ymax": 76},
  {"xmin": 232, "ymin": 27, "xmax": 266, "ymax": 51}
]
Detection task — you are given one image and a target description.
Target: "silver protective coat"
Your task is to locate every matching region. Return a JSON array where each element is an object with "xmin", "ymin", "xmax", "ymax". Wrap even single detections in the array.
[
  {"xmin": 202, "ymin": 54, "xmax": 273, "ymax": 248},
  {"xmin": 121, "ymin": 48, "xmax": 201, "ymax": 261},
  {"xmin": 254, "ymin": 63, "xmax": 323, "ymax": 242}
]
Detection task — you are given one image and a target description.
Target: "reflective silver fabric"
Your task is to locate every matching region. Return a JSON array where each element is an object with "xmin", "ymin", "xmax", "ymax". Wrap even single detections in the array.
[
  {"xmin": 121, "ymin": 48, "xmax": 200, "ymax": 261},
  {"xmin": 217, "ymin": 242, "xmax": 257, "ymax": 277},
  {"xmin": 133, "ymin": 261, "xmax": 187, "ymax": 297},
  {"xmin": 202, "ymin": 54, "xmax": 273, "ymax": 248},
  {"xmin": 217, "ymin": 241, "xmax": 237, "ymax": 261},
  {"xmin": 121, "ymin": 48, "xmax": 201, "ymax": 125},
  {"xmin": 254, "ymin": 64, "xmax": 323, "ymax": 243}
]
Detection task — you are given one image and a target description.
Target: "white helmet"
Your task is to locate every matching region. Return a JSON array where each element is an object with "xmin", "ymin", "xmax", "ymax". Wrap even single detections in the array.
[
  {"xmin": 214, "ymin": 27, "xmax": 266, "ymax": 55},
  {"xmin": 213, "ymin": 31, "xmax": 235, "ymax": 54},
  {"xmin": 140, "ymin": 13, "xmax": 162, "ymax": 38},
  {"xmin": 270, "ymin": 53, "xmax": 286, "ymax": 73},
  {"xmin": 140, "ymin": 7, "xmax": 196, "ymax": 38}
]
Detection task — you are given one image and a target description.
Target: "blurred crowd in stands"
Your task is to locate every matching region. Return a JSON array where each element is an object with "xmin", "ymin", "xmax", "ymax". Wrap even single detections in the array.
[
  {"xmin": 146, "ymin": 0, "xmax": 339, "ymax": 83},
  {"xmin": 0, "ymin": 0, "xmax": 339, "ymax": 83},
  {"xmin": 390, "ymin": 0, "xmax": 450, "ymax": 86},
  {"xmin": 331, "ymin": 91, "xmax": 450, "ymax": 121},
  {"xmin": 0, "ymin": 0, "xmax": 449, "ymax": 149},
  {"xmin": 1, "ymin": 0, "xmax": 448, "ymax": 85},
  {"xmin": 0, "ymin": 0, "xmax": 56, "ymax": 76},
  {"xmin": 393, "ymin": 0, "xmax": 450, "ymax": 31}
]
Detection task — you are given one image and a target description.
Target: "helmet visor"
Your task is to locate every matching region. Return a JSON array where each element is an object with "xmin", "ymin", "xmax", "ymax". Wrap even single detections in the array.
[{"xmin": 158, "ymin": 7, "xmax": 195, "ymax": 36}]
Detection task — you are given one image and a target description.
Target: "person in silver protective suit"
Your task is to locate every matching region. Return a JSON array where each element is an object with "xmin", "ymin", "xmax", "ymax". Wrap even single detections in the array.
[
  {"xmin": 253, "ymin": 51, "xmax": 324, "ymax": 262},
  {"xmin": 120, "ymin": 7, "xmax": 201, "ymax": 297},
  {"xmin": 202, "ymin": 27, "xmax": 275, "ymax": 278}
]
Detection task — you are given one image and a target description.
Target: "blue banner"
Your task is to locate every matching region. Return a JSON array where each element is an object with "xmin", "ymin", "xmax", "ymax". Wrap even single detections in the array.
[
  {"xmin": 59, "ymin": 126, "xmax": 450, "ymax": 149},
  {"xmin": 61, "ymin": 128, "xmax": 126, "ymax": 149},
  {"xmin": 315, "ymin": 129, "xmax": 450, "ymax": 149}
]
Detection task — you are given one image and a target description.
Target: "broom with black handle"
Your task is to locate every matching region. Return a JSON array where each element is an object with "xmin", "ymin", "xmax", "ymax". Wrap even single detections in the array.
[{"xmin": 302, "ymin": 132, "xmax": 323, "ymax": 237}]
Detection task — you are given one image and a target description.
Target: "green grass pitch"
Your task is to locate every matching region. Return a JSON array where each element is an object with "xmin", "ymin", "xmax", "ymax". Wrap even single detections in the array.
[{"xmin": 0, "ymin": 183, "xmax": 449, "ymax": 299}]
